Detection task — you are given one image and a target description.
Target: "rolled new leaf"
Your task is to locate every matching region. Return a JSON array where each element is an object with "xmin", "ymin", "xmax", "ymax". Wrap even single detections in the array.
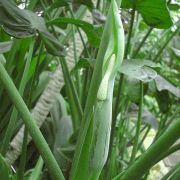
[{"xmin": 89, "ymin": 0, "xmax": 125, "ymax": 179}]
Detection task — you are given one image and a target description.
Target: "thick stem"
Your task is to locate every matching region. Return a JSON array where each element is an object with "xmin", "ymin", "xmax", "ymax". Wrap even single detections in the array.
[
  {"xmin": 133, "ymin": 27, "xmax": 153, "ymax": 58},
  {"xmin": 119, "ymin": 113, "xmax": 180, "ymax": 180},
  {"xmin": 153, "ymin": 24, "xmax": 180, "ymax": 62},
  {"xmin": 130, "ymin": 82, "xmax": 143, "ymax": 164},
  {"xmin": 1, "ymin": 42, "xmax": 34, "ymax": 155}
]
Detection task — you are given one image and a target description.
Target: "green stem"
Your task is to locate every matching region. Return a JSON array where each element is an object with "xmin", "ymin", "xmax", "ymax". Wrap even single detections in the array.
[
  {"xmin": 68, "ymin": 6, "xmax": 91, "ymax": 58},
  {"xmin": 0, "ymin": 62, "xmax": 65, "ymax": 180},
  {"xmin": 124, "ymin": 8, "xmax": 136, "ymax": 59},
  {"xmin": 137, "ymin": 125, "xmax": 151, "ymax": 151},
  {"xmin": 153, "ymin": 23, "xmax": 180, "ymax": 62},
  {"xmin": 161, "ymin": 162, "xmax": 180, "ymax": 180},
  {"xmin": 29, "ymin": 157, "xmax": 44, "ymax": 180},
  {"xmin": 1, "ymin": 41, "xmax": 34, "ymax": 155},
  {"xmin": 119, "ymin": 110, "xmax": 180, "ymax": 179},
  {"xmin": 60, "ymin": 58, "xmax": 83, "ymax": 130},
  {"xmin": 72, "ymin": 25, "xmax": 81, "ymax": 95},
  {"xmin": 130, "ymin": 82, "xmax": 143, "ymax": 164},
  {"xmin": 133, "ymin": 27, "xmax": 153, "ymax": 58}
]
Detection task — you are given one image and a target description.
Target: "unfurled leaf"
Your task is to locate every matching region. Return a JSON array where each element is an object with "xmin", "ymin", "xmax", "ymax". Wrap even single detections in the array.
[
  {"xmin": 120, "ymin": 59, "xmax": 158, "ymax": 82},
  {"xmin": 122, "ymin": 0, "xmax": 173, "ymax": 29}
]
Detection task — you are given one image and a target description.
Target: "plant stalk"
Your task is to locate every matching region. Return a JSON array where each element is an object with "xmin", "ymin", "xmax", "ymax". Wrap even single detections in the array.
[{"xmin": 0, "ymin": 61, "xmax": 65, "ymax": 180}]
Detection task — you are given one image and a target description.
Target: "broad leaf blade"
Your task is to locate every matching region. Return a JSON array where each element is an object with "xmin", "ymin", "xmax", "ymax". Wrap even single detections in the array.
[
  {"xmin": 122, "ymin": 0, "xmax": 173, "ymax": 29},
  {"xmin": 120, "ymin": 59, "xmax": 158, "ymax": 82}
]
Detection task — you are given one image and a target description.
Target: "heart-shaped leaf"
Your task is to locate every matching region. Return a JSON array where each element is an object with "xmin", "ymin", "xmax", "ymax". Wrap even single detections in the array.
[
  {"xmin": 120, "ymin": 59, "xmax": 158, "ymax": 82},
  {"xmin": 122, "ymin": 0, "xmax": 173, "ymax": 29}
]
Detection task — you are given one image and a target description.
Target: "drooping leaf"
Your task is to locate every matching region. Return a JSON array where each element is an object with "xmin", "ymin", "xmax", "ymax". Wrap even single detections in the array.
[
  {"xmin": 0, "ymin": 41, "xmax": 12, "ymax": 53},
  {"xmin": 120, "ymin": 59, "xmax": 158, "ymax": 82},
  {"xmin": 122, "ymin": 0, "xmax": 173, "ymax": 29},
  {"xmin": 0, "ymin": 0, "xmax": 65, "ymax": 56},
  {"xmin": 47, "ymin": 18, "xmax": 102, "ymax": 47},
  {"xmin": 154, "ymin": 75, "xmax": 180, "ymax": 98},
  {"xmin": 0, "ymin": 0, "xmax": 35, "ymax": 38},
  {"xmin": 0, "ymin": 154, "xmax": 10, "ymax": 180}
]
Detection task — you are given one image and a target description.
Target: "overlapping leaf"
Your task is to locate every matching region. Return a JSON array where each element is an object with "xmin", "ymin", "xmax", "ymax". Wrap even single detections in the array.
[
  {"xmin": 120, "ymin": 59, "xmax": 158, "ymax": 82},
  {"xmin": 122, "ymin": 0, "xmax": 173, "ymax": 29},
  {"xmin": 155, "ymin": 75, "xmax": 180, "ymax": 98},
  {"xmin": 0, "ymin": 0, "xmax": 65, "ymax": 56}
]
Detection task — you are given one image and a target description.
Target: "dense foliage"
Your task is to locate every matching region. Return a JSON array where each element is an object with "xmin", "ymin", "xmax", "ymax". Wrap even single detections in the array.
[{"xmin": 0, "ymin": 0, "xmax": 180, "ymax": 179}]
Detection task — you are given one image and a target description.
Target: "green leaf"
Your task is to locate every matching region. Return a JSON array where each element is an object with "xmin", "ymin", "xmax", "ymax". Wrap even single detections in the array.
[
  {"xmin": 47, "ymin": 18, "xmax": 101, "ymax": 47},
  {"xmin": 0, "ymin": 0, "xmax": 35, "ymax": 38},
  {"xmin": 74, "ymin": 0, "xmax": 94, "ymax": 9},
  {"xmin": 0, "ymin": 154, "xmax": 10, "ymax": 180},
  {"xmin": 156, "ymin": 90, "xmax": 170, "ymax": 113},
  {"xmin": 47, "ymin": 0, "xmax": 72, "ymax": 11},
  {"xmin": 0, "ymin": 41, "xmax": 12, "ymax": 53},
  {"xmin": 124, "ymin": 77, "xmax": 141, "ymax": 102},
  {"xmin": 154, "ymin": 75, "xmax": 180, "ymax": 98},
  {"xmin": 71, "ymin": 57, "xmax": 94, "ymax": 75},
  {"xmin": 120, "ymin": 59, "xmax": 158, "ymax": 82},
  {"xmin": 122, "ymin": 0, "xmax": 173, "ymax": 29},
  {"xmin": 0, "ymin": 54, "xmax": 6, "ymax": 65},
  {"xmin": 0, "ymin": 0, "xmax": 65, "ymax": 56}
]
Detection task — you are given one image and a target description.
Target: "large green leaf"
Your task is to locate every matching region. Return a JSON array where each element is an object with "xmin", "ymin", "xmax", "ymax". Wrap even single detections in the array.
[
  {"xmin": 47, "ymin": 18, "xmax": 101, "ymax": 47},
  {"xmin": 122, "ymin": 0, "xmax": 173, "ymax": 29},
  {"xmin": 120, "ymin": 59, "xmax": 158, "ymax": 82}
]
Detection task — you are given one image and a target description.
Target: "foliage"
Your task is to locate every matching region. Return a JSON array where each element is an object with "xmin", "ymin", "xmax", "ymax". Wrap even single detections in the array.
[{"xmin": 0, "ymin": 0, "xmax": 180, "ymax": 180}]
